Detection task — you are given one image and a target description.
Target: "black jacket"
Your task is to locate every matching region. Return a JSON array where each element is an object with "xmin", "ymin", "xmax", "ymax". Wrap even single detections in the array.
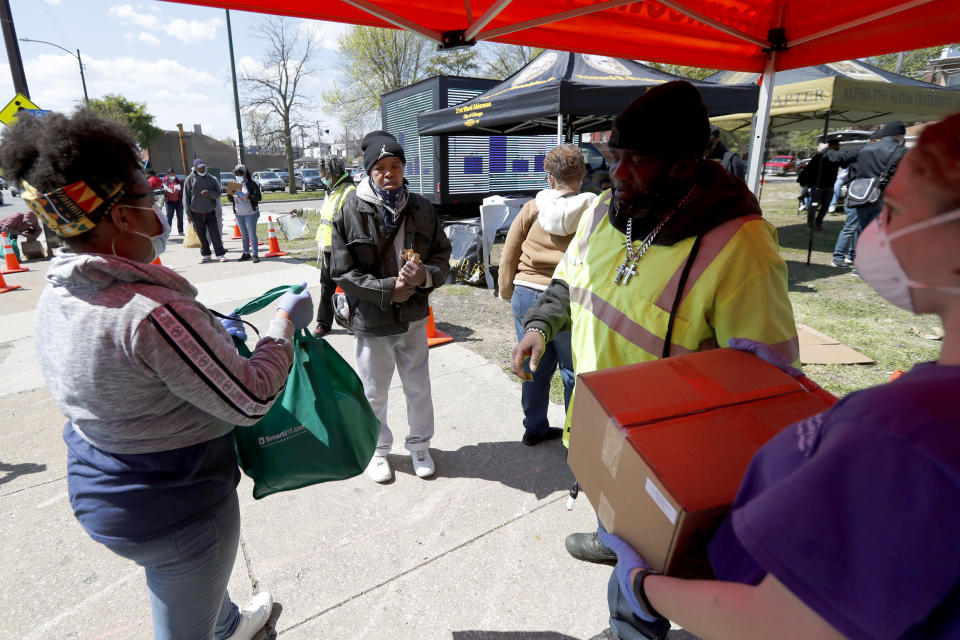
[
  {"xmin": 226, "ymin": 177, "xmax": 262, "ymax": 211},
  {"xmin": 797, "ymin": 153, "xmax": 841, "ymax": 189},
  {"xmin": 526, "ymin": 159, "xmax": 763, "ymax": 339},
  {"xmin": 707, "ymin": 141, "xmax": 746, "ymax": 180},
  {"xmin": 824, "ymin": 136, "xmax": 907, "ymax": 184},
  {"xmin": 330, "ymin": 188, "xmax": 452, "ymax": 336}
]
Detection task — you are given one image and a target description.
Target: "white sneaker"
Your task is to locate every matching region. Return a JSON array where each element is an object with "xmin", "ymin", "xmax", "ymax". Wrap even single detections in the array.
[
  {"xmin": 224, "ymin": 591, "xmax": 273, "ymax": 640},
  {"xmin": 828, "ymin": 205, "xmax": 837, "ymax": 213},
  {"xmin": 366, "ymin": 455, "xmax": 393, "ymax": 483},
  {"xmin": 411, "ymin": 449, "xmax": 435, "ymax": 478},
  {"xmin": 843, "ymin": 257, "xmax": 855, "ymax": 266}
]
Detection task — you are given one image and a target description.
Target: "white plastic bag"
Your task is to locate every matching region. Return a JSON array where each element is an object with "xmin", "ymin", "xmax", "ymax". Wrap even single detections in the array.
[{"xmin": 276, "ymin": 213, "xmax": 308, "ymax": 241}]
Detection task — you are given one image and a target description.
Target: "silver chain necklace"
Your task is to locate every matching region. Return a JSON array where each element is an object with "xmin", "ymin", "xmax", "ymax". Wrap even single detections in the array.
[
  {"xmin": 613, "ymin": 185, "xmax": 696, "ymax": 286},
  {"xmin": 614, "ymin": 214, "xmax": 673, "ymax": 285}
]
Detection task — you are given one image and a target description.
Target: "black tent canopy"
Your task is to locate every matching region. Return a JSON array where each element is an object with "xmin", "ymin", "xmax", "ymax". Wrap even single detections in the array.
[{"xmin": 417, "ymin": 50, "xmax": 761, "ymax": 138}]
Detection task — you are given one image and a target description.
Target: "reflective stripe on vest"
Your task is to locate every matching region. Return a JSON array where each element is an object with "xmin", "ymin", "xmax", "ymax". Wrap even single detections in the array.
[
  {"xmin": 317, "ymin": 184, "xmax": 355, "ymax": 249},
  {"xmin": 558, "ymin": 193, "xmax": 796, "ymax": 375}
]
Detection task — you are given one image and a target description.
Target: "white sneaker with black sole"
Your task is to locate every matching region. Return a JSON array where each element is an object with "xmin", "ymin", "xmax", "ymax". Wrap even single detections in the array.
[{"xmin": 224, "ymin": 592, "xmax": 273, "ymax": 640}]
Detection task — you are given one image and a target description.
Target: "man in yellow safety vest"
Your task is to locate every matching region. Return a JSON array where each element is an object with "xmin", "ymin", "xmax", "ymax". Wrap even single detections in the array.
[
  {"xmin": 511, "ymin": 81, "xmax": 800, "ymax": 569},
  {"xmin": 313, "ymin": 156, "xmax": 356, "ymax": 337}
]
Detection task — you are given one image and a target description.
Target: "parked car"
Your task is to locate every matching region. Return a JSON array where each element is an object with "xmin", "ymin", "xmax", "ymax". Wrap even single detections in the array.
[
  {"xmin": 252, "ymin": 171, "xmax": 285, "ymax": 192},
  {"xmin": 352, "ymin": 169, "xmax": 367, "ymax": 184},
  {"xmin": 0, "ymin": 176, "xmax": 7, "ymax": 190},
  {"xmin": 764, "ymin": 155, "xmax": 797, "ymax": 175},
  {"xmin": 296, "ymin": 168, "xmax": 324, "ymax": 191}
]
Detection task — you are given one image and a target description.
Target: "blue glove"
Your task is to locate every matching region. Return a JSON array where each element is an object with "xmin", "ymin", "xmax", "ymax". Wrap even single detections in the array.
[
  {"xmin": 277, "ymin": 282, "xmax": 313, "ymax": 331},
  {"xmin": 598, "ymin": 530, "xmax": 659, "ymax": 623},
  {"xmin": 220, "ymin": 312, "xmax": 247, "ymax": 341},
  {"xmin": 728, "ymin": 337, "xmax": 802, "ymax": 377}
]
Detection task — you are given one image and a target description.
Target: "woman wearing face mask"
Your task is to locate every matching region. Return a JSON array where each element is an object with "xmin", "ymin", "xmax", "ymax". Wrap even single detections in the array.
[
  {"xmin": 227, "ymin": 164, "xmax": 262, "ymax": 263},
  {"xmin": 595, "ymin": 111, "xmax": 960, "ymax": 640},
  {"xmin": 2, "ymin": 110, "xmax": 314, "ymax": 640}
]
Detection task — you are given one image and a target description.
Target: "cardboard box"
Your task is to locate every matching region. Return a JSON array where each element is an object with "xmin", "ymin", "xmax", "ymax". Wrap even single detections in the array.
[
  {"xmin": 225, "ymin": 181, "xmax": 242, "ymax": 195},
  {"xmin": 568, "ymin": 348, "xmax": 835, "ymax": 577}
]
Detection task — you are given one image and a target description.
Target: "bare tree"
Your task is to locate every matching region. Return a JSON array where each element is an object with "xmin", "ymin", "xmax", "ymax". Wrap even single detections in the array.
[
  {"xmin": 242, "ymin": 17, "xmax": 319, "ymax": 193},
  {"xmin": 322, "ymin": 26, "xmax": 434, "ymax": 136},
  {"xmin": 481, "ymin": 44, "xmax": 543, "ymax": 79},
  {"xmin": 243, "ymin": 108, "xmax": 282, "ymax": 152}
]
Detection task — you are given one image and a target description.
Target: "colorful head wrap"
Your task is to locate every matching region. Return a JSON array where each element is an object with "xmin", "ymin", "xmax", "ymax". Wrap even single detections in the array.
[{"xmin": 21, "ymin": 178, "xmax": 126, "ymax": 238}]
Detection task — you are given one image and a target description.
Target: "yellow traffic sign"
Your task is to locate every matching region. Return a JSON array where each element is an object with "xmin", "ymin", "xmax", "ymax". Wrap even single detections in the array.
[{"xmin": 0, "ymin": 93, "xmax": 43, "ymax": 126}]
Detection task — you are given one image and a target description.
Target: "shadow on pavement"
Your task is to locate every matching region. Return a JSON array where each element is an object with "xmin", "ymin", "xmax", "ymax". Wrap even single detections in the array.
[
  {"xmin": 452, "ymin": 632, "xmax": 579, "ymax": 640},
  {"xmin": 402, "ymin": 440, "xmax": 573, "ymax": 500},
  {"xmin": 0, "ymin": 461, "xmax": 47, "ymax": 487}
]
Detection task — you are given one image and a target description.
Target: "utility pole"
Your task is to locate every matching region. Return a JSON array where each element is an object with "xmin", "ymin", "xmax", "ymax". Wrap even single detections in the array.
[
  {"xmin": 0, "ymin": 0, "xmax": 29, "ymax": 97},
  {"xmin": 177, "ymin": 124, "xmax": 190, "ymax": 176},
  {"xmin": 225, "ymin": 9, "xmax": 245, "ymax": 164}
]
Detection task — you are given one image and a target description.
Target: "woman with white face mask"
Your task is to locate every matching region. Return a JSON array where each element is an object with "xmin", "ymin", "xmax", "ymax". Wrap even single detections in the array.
[
  {"xmin": 1, "ymin": 109, "xmax": 314, "ymax": 640},
  {"xmin": 594, "ymin": 111, "xmax": 960, "ymax": 640}
]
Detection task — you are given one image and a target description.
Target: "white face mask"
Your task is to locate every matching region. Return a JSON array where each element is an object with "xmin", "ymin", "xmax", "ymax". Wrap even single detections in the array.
[
  {"xmin": 112, "ymin": 204, "xmax": 170, "ymax": 262},
  {"xmin": 854, "ymin": 208, "xmax": 960, "ymax": 312},
  {"xmin": 196, "ymin": 167, "xmax": 206, "ymax": 176}
]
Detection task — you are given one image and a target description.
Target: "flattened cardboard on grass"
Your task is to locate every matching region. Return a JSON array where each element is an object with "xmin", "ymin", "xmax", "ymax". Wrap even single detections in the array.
[
  {"xmin": 568, "ymin": 348, "xmax": 836, "ymax": 577},
  {"xmin": 797, "ymin": 322, "xmax": 874, "ymax": 365}
]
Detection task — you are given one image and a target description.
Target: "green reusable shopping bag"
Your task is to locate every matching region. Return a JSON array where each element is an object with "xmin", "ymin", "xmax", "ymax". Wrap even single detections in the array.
[{"xmin": 228, "ymin": 285, "xmax": 380, "ymax": 499}]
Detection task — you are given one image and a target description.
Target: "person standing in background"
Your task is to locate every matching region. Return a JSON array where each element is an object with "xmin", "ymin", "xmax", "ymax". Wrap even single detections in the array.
[
  {"xmin": 184, "ymin": 158, "xmax": 227, "ymax": 263},
  {"xmin": 162, "ymin": 168, "xmax": 183, "ymax": 236},
  {"xmin": 313, "ymin": 156, "xmax": 356, "ymax": 337},
  {"xmin": 227, "ymin": 164, "xmax": 262, "ymax": 263},
  {"xmin": 498, "ymin": 145, "xmax": 596, "ymax": 446}
]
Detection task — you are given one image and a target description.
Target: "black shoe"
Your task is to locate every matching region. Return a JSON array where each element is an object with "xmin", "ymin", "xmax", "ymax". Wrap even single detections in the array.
[
  {"xmin": 565, "ymin": 531, "xmax": 617, "ymax": 565},
  {"xmin": 521, "ymin": 427, "xmax": 563, "ymax": 446},
  {"xmin": 252, "ymin": 255, "xmax": 260, "ymax": 263},
  {"xmin": 238, "ymin": 253, "xmax": 251, "ymax": 262}
]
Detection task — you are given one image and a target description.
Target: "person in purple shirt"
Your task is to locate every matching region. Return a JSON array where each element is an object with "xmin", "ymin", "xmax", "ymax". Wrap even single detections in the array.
[{"xmin": 598, "ymin": 110, "xmax": 960, "ymax": 640}]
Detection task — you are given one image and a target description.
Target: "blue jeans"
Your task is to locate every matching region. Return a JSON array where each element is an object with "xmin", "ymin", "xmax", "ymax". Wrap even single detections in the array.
[
  {"xmin": 237, "ymin": 212, "xmax": 260, "ymax": 256},
  {"xmin": 100, "ymin": 492, "xmax": 243, "ymax": 640},
  {"xmin": 511, "ymin": 285, "xmax": 575, "ymax": 435},
  {"xmin": 833, "ymin": 201, "xmax": 882, "ymax": 262},
  {"xmin": 829, "ymin": 174, "xmax": 845, "ymax": 209}
]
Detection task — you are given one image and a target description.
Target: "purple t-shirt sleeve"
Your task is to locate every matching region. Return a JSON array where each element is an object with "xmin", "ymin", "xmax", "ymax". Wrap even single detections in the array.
[{"xmin": 730, "ymin": 409, "xmax": 960, "ymax": 640}]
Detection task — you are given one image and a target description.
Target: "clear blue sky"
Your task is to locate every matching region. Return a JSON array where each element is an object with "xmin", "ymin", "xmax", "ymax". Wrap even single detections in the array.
[{"xmin": 0, "ymin": 0, "xmax": 348, "ymax": 142}]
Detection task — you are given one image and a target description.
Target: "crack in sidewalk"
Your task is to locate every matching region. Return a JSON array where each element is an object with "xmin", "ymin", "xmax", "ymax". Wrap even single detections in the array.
[{"xmin": 279, "ymin": 492, "xmax": 566, "ymax": 635}]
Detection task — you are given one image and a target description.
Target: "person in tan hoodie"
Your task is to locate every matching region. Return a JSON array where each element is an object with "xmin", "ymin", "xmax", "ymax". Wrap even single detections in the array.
[{"xmin": 498, "ymin": 145, "xmax": 597, "ymax": 445}]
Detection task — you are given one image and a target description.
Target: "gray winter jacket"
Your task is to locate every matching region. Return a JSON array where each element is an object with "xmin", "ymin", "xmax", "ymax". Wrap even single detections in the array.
[{"xmin": 35, "ymin": 252, "xmax": 294, "ymax": 454}]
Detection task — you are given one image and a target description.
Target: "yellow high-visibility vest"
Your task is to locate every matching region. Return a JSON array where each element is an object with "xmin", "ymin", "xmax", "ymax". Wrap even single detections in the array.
[
  {"xmin": 554, "ymin": 190, "xmax": 799, "ymax": 443},
  {"xmin": 316, "ymin": 182, "xmax": 356, "ymax": 250}
]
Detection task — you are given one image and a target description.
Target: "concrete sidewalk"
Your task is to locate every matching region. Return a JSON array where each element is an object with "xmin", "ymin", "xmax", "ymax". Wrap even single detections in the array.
[{"xmin": 0, "ymin": 230, "xmax": 621, "ymax": 639}]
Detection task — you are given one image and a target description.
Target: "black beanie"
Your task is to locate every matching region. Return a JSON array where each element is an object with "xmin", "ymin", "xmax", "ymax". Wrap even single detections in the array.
[
  {"xmin": 610, "ymin": 81, "xmax": 710, "ymax": 159},
  {"xmin": 362, "ymin": 130, "xmax": 405, "ymax": 173},
  {"xmin": 876, "ymin": 120, "xmax": 906, "ymax": 138}
]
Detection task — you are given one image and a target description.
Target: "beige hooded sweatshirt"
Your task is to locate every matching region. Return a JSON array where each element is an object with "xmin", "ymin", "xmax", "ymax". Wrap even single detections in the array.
[{"xmin": 498, "ymin": 188, "xmax": 597, "ymax": 300}]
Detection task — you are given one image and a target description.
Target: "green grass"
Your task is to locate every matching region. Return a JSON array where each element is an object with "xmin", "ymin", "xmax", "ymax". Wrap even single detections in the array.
[
  {"xmin": 760, "ymin": 182, "xmax": 941, "ymax": 396},
  {"xmin": 221, "ymin": 190, "xmax": 326, "ymax": 205}
]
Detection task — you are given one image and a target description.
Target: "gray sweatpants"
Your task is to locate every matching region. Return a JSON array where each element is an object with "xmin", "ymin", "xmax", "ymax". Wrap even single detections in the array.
[{"xmin": 354, "ymin": 318, "xmax": 434, "ymax": 455}]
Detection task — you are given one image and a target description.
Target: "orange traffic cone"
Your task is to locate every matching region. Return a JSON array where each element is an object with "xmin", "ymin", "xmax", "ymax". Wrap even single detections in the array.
[
  {"xmin": 426, "ymin": 306, "xmax": 453, "ymax": 347},
  {"xmin": 263, "ymin": 216, "xmax": 288, "ymax": 258},
  {"xmin": 232, "ymin": 223, "xmax": 242, "ymax": 239},
  {"xmin": 0, "ymin": 269, "xmax": 20, "ymax": 293},
  {"xmin": 1, "ymin": 232, "xmax": 28, "ymax": 274},
  {"xmin": 151, "ymin": 256, "xmax": 163, "ymax": 265}
]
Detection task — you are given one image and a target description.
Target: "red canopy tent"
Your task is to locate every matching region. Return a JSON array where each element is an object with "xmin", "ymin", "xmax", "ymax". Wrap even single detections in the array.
[{"xmin": 162, "ymin": 0, "xmax": 959, "ymax": 191}]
